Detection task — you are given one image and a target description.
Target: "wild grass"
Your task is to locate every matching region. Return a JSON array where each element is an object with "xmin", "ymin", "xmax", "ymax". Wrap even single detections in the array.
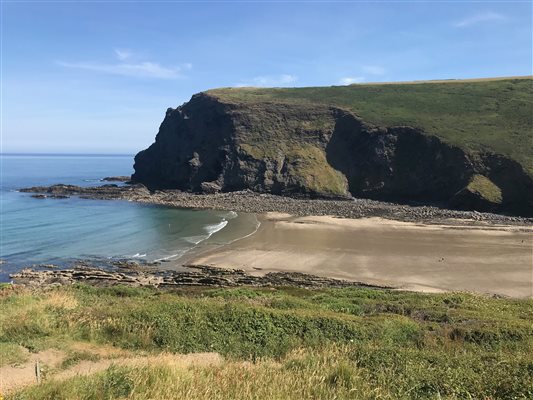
[
  {"xmin": 240, "ymin": 142, "xmax": 348, "ymax": 196},
  {"xmin": 59, "ymin": 350, "xmax": 101, "ymax": 369},
  {"xmin": 236, "ymin": 113, "xmax": 348, "ymax": 195},
  {"xmin": 467, "ymin": 174, "xmax": 503, "ymax": 203},
  {"xmin": 2, "ymin": 284, "xmax": 532, "ymax": 399},
  {"xmin": 0, "ymin": 342, "xmax": 28, "ymax": 367},
  {"xmin": 209, "ymin": 77, "xmax": 533, "ymax": 175}
]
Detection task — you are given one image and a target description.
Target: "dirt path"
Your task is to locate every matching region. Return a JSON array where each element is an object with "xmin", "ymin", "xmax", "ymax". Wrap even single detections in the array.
[
  {"xmin": 54, "ymin": 352, "xmax": 221, "ymax": 381},
  {"xmin": 0, "ymin": 349, "xmax": 64, "ymax": 394},
  {"xmin": 0, "ymin": 345, "xmax": 222, "ymax": 395}
]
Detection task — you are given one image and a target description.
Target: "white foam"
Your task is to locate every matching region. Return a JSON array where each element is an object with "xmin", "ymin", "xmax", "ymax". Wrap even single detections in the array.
[
  {"xmin": 182, "ymin": 218, "xmax": 229, "ymax": 246},
  {"xmin": 131, "ymin": 253, "xmax": 147, "ymax": 258},
  {"xmin": 184, "ymin": 235, "xmax": 207, "ymax": 245},
  {"xmin": 156, "ymin": 218, "xmax": 230, "ymax": 262},
  {"xmin": 225, "ymin": 211, "xmax": 238, "ymax": 219},
  {"xmin": 204, "ymin": 219, "xmax": 228, "ymax": 236},
  {"xmin": 154, "ymin": 250, "xmax": 188, "ymax": 262}
]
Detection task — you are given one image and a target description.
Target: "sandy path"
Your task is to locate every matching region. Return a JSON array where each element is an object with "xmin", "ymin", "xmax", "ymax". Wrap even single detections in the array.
[
  {"xmin": 189, "ymin": 214, "xmax": 533, "ymax": 298},
  {"xmin": 53, "ymin": 352, "xmax": 222, "ymax": 381},
  {"xmin": 0, "ymin": 347, "xmax": 221, "ymax": 395},
  {"xmin": 0, "ymin": 349, "xmax": 64, "ymax": 394}
]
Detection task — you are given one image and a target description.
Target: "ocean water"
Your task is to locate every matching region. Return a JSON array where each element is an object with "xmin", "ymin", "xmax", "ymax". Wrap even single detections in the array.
[{"xmin": 0, "ymin": 154, "xmax": 258, "ymax": 281}]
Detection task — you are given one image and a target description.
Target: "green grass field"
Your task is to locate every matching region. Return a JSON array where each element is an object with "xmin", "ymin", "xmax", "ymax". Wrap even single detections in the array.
[
  {"xmin": 2, "ymin": 284, "xmax": 532, "ymax": 399},
  {"xmin": 208, "ymin": 77, "xmax": 533, "ymax": 175}
]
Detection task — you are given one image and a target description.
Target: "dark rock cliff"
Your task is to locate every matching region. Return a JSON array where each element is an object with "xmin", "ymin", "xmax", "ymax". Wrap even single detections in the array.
[{"xmin": 132, "ymin": 92, "xmax": 533, "ymax": 216}]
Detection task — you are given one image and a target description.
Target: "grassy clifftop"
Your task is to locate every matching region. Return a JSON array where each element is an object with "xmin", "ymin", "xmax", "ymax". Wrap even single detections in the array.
[
  {"xmin": 3, "ymin": 284, "xmax": 532, "ymax": 399},
  {"xmin": 208, "ymin": 77, "xmax": 533, "ymax": 175}
]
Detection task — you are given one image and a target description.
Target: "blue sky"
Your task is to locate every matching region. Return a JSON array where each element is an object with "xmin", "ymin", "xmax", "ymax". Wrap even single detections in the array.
[{"xmin": 2, "ymin": 1, "xmax": 532, "ymax": 154}]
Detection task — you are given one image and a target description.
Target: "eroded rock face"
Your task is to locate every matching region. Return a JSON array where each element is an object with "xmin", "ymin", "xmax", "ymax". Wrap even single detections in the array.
[
  {"xmin": 133, "ymin": 95, "xmax": 346, "ymax": 198},
  {"xmin": 326, "ymin": 111, "xmax": 474, "ymax": 203},
  {"xmin": 132, "ymin": 93, "xmax": 533, "ymax": 216}
]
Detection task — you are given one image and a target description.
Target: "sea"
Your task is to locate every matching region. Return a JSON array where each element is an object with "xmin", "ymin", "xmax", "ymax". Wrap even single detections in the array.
[{"xmin": 0, "ymin": 154, "xmax": 259, "ymax": 281}]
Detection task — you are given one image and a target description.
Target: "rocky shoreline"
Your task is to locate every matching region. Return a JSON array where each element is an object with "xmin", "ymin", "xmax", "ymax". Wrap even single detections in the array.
[
  {"xmin": 9, "ymin": 262, "xmax": 379, "ymax": 290},
  {"xmin": 20, "ymin": 183, "xmax": 533, "ymax": 226}
]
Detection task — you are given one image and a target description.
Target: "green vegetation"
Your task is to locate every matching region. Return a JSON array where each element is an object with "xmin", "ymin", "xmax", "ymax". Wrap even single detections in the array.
[
  {"xmin": 60, "ymin": 350, "xmax": 100, "ymax": 369},
  {"xmin": 466, "ymin": 174, "xmax": 503, "ymax": 204},
  {"xmin": 237, "ymin": 114, "xmax": 347, "ymax": 195},
  {"xmin": 283, "ymin": 144, "xmax": 348, "ymax": 195},
  {"xmin": 209, "ymin": 77, "xmax": 533, "ymax": 175},
  {"xmin": 0, "ymin": 342, "xmax": 28, "ymax": 367},
  {"xmin": 2, "ymin": 284, "xmax": 532, "ymax": 399},
  {"xmin": 240, "ymin": 141, "xmax": 348, "ymax": 196}
]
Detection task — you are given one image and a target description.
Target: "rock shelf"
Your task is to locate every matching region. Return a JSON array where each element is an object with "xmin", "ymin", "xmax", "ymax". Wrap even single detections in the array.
[{"xmin": 20, "ymin": 183, "xmax": 533, "ymax": 226}]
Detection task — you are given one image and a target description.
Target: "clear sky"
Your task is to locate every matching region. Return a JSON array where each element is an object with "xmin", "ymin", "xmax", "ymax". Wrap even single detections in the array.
[{"xmin": 2, "ymin": 1, "xmax": 532, "ymax": 154}]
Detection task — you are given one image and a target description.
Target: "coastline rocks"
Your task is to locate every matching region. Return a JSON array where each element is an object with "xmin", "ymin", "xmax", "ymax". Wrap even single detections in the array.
[
  {"xmin": 9, "ymin": 264, "xmax": 371, "ymax": 290},
  {"xmin": 31, "ymin": 193, "xmax": 70, "ymax": 199},
  {"xmin": 19, "ymin": 183, "xmax": 533, "ymax": 226},
  {"xmin": 21, "ymin": 183, "xmax": 150, "ymax": 200},
  {"xmin": 102, "ymin": 176, "xmax": 131, "ymax": 182}
]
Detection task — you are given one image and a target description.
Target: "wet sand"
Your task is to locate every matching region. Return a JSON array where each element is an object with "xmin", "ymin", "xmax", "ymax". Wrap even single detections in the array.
[{"xmin": 188, "ymin": 213, "xmax": 533, "ymax": 298}]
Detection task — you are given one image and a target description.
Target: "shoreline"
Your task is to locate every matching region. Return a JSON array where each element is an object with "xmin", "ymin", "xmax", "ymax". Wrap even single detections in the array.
[
  {"xmin": 185, "ymin": 213, "xmax": 533, "ymax": 298},
  {"xmin": 14, "ymin": 183, "xmax": 533, "ymax": 298},
  {"xmin": 10, "ymin": 213, "xmax": 532, "ymax": 298},
  {"xmin": 173, "ymin": 212, "xmax": 262, "ymax": 267}
]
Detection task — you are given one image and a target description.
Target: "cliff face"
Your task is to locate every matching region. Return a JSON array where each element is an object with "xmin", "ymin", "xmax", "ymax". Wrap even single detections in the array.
[{"xmin": 133, "ymin": 92, "xmax": 533, "ymax": 216}]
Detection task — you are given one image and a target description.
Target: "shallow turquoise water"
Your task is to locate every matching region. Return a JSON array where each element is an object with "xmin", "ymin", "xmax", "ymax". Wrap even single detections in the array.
[{"xmin": 0, "ymin": 154, "xmax": 256, "ymax": 281}]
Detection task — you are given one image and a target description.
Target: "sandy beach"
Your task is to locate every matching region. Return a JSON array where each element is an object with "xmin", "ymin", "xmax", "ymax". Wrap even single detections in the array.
[{"xmin": 188, "ymin": 213, "xmax": 533, "ymax": 298}]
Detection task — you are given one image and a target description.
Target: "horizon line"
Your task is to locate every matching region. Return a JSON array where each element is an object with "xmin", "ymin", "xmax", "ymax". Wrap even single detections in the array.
[{"xmin": 1, "ymin": 152, "xmax": 135, "ymax": 157}]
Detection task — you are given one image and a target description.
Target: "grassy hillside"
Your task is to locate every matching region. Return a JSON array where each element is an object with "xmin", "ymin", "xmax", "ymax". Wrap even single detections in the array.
[
  {"xmin": 3, "ymin": 284, "xmax": 532, "ymax": 399},
  {"xmin": 208, "ymin": 77, "xmax": 533, "ymax": 175}
]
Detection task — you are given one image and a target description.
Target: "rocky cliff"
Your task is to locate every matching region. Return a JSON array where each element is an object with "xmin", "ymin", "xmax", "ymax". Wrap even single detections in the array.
[{"xmin": 133, "ymin": 85, "xmax": 533, "ymax": 216}]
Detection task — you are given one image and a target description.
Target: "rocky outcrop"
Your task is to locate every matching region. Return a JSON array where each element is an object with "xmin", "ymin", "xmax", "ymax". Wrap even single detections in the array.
[
  {"xmin": 20, "ymin": 183, "xmax": 533, "ymax": 225},
  {"xmin": 134, "ymin": 92, "xmax": 530, "ymax": 216},
  {"xmin": 132, "ymin": 95, "xmax": 347, "ymax": 198},
  {"xmin": 10, "ymin": 264, "xmax": 372, "ymax": 290},
  {"xmin": 326, "ymin": 112, "xmax": 474, "ymax": 203},
  {"xmin": 102, "ymin": 176, "xmax": 131, "ymax": 182}
]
